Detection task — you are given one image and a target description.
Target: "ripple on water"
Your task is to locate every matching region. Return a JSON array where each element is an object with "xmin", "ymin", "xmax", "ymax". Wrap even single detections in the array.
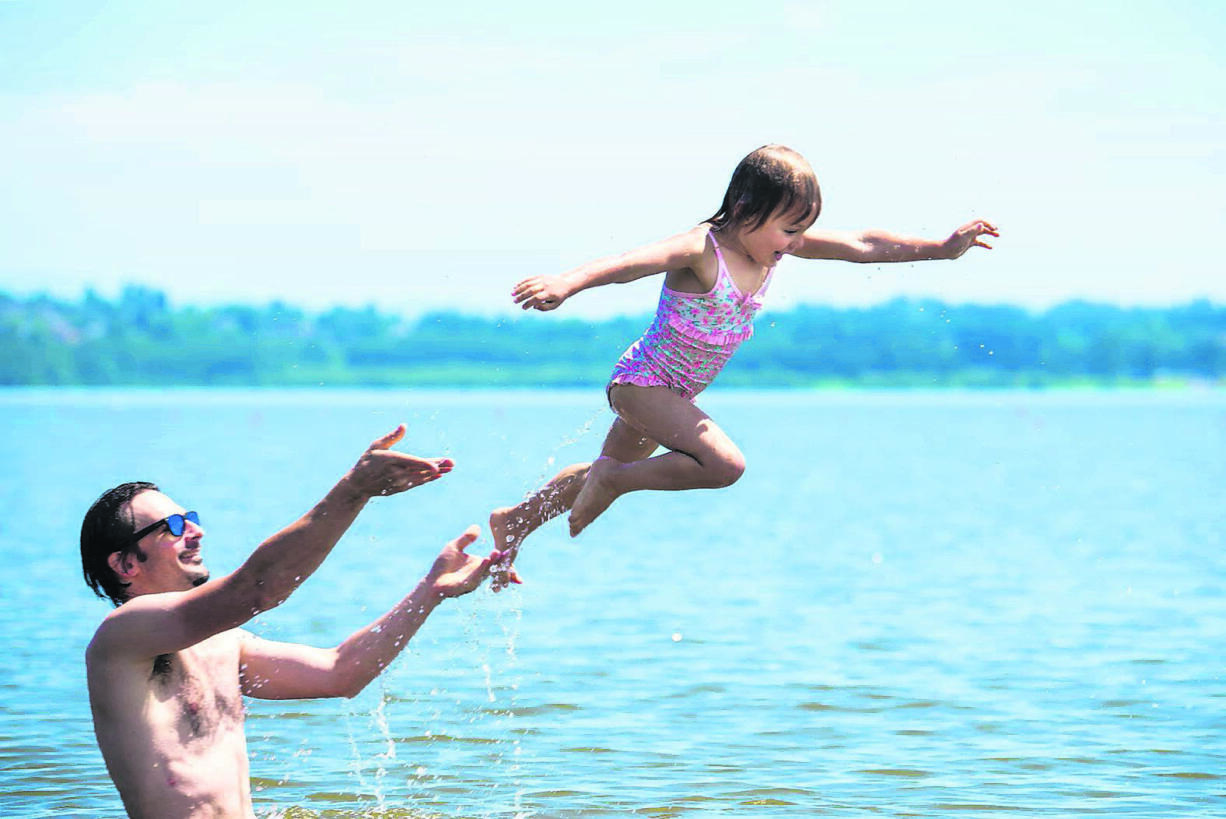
[
  {"xmin": 858, "ymin": 768, "xmax": 933, "ymax": 778},
  {"xmin": 478, "ymin": 701, "xmax": 581, "ymax": 718},
  {"xmin": 395, "ymin": 733, "xmax": 501, "ymax": 746}
]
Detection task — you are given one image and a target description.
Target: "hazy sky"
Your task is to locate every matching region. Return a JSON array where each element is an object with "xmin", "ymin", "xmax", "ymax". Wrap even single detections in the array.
[{"xmin": 2, "ymin": 1, "xmax": 1222, "ymax": 318}]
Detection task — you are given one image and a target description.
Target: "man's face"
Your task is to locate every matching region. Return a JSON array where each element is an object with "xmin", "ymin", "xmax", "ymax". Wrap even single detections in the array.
[{"xmin": 121, "ymin": 490, "xmax": 209, "ymax": 595}]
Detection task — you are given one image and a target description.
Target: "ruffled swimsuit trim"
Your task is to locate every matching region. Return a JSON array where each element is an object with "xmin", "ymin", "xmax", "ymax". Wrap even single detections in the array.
[
  {"xmin": 655, "ymin": 234, "xmax": 773, "ymax": 344},
  {"xmin": 607, "ymin": 230, "xmax": 773, "ymax": 401}
]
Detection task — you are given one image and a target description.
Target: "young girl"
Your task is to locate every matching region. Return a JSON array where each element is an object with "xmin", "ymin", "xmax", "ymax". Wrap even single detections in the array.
[{"xmin": 490, "ymin": 144, "xmax": 996, "ymax": 588}]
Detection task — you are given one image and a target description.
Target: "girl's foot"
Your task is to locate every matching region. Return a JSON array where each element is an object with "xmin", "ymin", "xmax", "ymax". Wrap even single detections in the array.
[
  {"xmin": 568, "ymin": 456, "xmax": 622, "ymax": 537},
  {"xmin": 488, "ymin": 507, "xmax": 524, "ymax": 591}
]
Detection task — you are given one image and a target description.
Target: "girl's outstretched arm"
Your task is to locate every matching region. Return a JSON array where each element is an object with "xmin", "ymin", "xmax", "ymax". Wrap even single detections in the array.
[
  {"xmin": 513, "ymin": 227, "xmax": 709, "ymax": 311},
  {"xmin": 794, "ymin": 219, "xmax": 997, "ymax": 264}
]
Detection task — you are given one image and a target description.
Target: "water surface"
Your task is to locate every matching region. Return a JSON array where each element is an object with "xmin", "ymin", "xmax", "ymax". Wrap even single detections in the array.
[{"xmin": 1, "ymin": 388, "xmax": 1223, "ymax": 817}]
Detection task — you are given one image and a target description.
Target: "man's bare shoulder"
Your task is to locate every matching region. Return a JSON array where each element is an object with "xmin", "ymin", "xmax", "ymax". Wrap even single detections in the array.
[
  {"xmin": 87, "ymin": 594, "xmax": 168, "ymax": 662},
  {"xmin": 87, "ymin": 606, "xmax": 130, "ymax": 666},
  {"xmin": 87, "ymin": 616, "xmax": 246, "ymax": 707},
  {"xmin": 87, "ymin": 589, "xmax": 222, "ymax": 669}
]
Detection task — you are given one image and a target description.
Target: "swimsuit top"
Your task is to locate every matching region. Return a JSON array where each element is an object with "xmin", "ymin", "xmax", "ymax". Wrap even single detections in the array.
[{"xmin": 654, "ymin": 230, "xmax": 774, "ymax": 346}]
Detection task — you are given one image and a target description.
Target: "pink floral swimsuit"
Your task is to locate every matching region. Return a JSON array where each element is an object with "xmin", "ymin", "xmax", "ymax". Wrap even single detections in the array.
[{"xmin": 609, "ymin": 230, "xmax": 773, "ymax": 401}]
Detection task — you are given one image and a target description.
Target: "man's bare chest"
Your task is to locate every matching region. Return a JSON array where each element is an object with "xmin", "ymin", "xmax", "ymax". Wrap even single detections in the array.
[{"xmin": 148, "ymin": 637, "xmax": 245, "ymax": 742}]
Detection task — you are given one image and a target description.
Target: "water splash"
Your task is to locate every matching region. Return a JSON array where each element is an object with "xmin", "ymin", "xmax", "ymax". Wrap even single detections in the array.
[{"xmin": 528, "ymin": 405, "xmax": 607, "ymax": 488}]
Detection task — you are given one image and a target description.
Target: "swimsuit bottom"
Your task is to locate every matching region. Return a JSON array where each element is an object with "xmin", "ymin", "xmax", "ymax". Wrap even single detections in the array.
[{"xmin": 607, "ymin": 317, "xmax": 742, "ymax": 403}]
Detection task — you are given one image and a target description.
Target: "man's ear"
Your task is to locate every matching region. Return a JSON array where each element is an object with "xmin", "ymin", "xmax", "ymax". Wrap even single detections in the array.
[{"xmin": 107, "ymin": 550, "xmax": 140, "ymax": 583}]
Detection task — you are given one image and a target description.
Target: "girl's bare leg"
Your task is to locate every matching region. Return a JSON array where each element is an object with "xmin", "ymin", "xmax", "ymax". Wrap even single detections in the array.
[
  {"xmin": 568, "ymin": 384, "xmax": 745, "ymax": 536},
  {"xmin": 489, "ymin": 418, "xmax": 657, "ymax": 589}
]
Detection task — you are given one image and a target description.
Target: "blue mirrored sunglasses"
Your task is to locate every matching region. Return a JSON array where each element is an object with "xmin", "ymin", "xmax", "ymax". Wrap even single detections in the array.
[{"xmin": 130, "ymin": 511, "xmax": 200, "ymax": 544}]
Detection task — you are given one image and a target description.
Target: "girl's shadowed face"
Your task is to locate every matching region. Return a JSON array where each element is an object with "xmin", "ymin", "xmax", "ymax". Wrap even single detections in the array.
[{"xmin": 733, "ymin": 205, "xmax": 817, "ymax": 268}]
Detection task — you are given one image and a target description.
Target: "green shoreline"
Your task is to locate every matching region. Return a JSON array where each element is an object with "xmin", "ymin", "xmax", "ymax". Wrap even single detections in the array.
[
  {"xmin": 4, "ymin": 288, "xmax": 1224, "ymax": 388},
  {"xmin": 1, "ymin": 376, "xmax": 1220, "ymax": 391}
]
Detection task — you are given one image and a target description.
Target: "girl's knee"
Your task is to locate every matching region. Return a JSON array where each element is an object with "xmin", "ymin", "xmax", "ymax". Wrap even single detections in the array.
[{"xmin": 708, "ymin": 450, "xmax": 746, "ymax": 487}]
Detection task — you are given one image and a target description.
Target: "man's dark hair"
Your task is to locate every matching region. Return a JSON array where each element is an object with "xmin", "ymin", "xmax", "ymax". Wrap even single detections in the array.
[{"xmin": 81, "ymin": 481, "xmax": 158, "ymax": 606}]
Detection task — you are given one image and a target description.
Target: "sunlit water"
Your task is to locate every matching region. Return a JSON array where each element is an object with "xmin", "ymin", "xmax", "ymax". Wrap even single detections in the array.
[{"xmin": 1, "ymin": 388, "xmax": 1224, "ymax": 818}]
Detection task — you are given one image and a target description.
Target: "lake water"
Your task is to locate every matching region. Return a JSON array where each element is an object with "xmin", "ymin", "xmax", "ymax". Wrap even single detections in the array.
[{"xmin": 1, "ymin": 388, "xmax": 1224, "ymax": 818}]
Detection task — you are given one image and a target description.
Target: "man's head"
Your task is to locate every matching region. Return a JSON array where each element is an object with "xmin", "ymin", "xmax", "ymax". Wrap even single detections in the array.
[{"xmin": 81, "ymin": 483, "xmax": 209, "ymax": 606}]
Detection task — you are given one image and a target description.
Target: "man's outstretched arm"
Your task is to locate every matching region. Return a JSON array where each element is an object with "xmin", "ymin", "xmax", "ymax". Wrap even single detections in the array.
[
  {"xmin": 91, "ymin": 425, "xmax": 453, "ymax": 661},
  {"xmin": 238, "ymin": 525, "xmax": 496, "ymax": 700}
]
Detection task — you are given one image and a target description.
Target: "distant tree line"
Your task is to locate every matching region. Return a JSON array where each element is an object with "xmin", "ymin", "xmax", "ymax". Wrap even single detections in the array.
[{"xmin": 2, "ymin": 286, "xmax": 1223, "ymax": 387}]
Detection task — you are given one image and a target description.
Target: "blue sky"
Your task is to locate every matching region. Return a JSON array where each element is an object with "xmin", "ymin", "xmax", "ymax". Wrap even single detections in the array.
[{"xmin": 1, "ymin": 1, "xmax": 1222, "ymax": 318}]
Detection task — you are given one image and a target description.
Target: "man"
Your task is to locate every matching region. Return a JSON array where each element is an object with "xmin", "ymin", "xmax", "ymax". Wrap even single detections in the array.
[{"xmin": 81, "ymin": 424, "xmax": 505, "ymax": 819}]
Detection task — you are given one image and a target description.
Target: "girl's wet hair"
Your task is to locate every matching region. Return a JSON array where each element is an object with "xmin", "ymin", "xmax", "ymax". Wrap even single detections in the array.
[
  {"xmin": 81, "ymin": 481, "xmax": 157, "ymax": 606},
  {"xmin": 707, "ymin": 145, "xmax": 821, "ymax": 232}
]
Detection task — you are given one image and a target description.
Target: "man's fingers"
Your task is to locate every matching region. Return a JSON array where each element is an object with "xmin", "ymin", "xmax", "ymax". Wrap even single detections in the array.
[
  {"xmin": 388, "ymin": 453, "xmax": 452, "ymax": 478},
  {"xmin": 402, "ymin": 455, "xmax": 446, "ymax": 474},
  {"xmin": 375, "ymin": 456, "xmax": 455, "ymax": 495}
]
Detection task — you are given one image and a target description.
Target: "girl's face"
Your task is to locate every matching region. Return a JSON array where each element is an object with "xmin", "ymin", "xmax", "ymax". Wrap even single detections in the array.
[{"xmin": 735, "ymin": 206, "xmax": 816, "ymax": 268}]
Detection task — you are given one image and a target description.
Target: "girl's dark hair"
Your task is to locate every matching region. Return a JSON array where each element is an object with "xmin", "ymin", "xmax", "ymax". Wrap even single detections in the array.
[
  {"xmin": 706, "ymin": 144, "xmax": 821, "ymax": 232},
  {"xmin": 81, "ymin": 481, "xmax": 158, "ymax": 606}
]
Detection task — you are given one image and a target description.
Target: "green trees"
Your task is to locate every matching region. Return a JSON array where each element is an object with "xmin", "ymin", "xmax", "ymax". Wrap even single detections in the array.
[{"xmin": 1, "ymin": 288, "xmax": 1222, "ymax": 387}]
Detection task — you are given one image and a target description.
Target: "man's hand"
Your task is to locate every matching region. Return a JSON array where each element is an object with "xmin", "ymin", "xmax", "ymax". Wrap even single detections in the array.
[
  {"xmin": 942, "ymin": 219, "xmax": 999, "ymax": 258},
  {"xmin": 427, "ymin": 525, "xmax": 499, "ymax": 598},
  {"xmin": 346, "ymin": 425, "xmax": 455, "ymax": 500}
]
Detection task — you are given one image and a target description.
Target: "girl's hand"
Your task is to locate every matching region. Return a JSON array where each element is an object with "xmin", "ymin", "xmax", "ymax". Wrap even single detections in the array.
[
  {"xmin": 513, "ymin": 275, "xmax": 569, "ymax": 311},
  {"xmin": 942, "ymin": 220, "xmax": 999, "ymax": 259}
]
